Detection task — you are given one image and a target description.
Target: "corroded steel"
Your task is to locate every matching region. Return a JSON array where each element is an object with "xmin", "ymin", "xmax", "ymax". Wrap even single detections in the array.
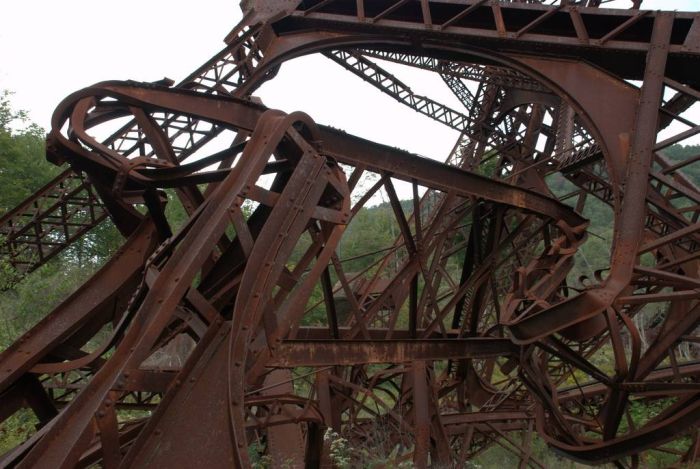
[
  {"xmin": 0, "ymin": 169, "xmax": 107, "ymax": 274},
  {"xmin": 2, "ymin": 1, "xmax": 700, "ymax": 468}
]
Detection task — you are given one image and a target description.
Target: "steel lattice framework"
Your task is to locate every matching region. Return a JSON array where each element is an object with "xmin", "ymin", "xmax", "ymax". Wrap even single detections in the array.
[{"xmin": 2, "ymin": 0, "xmax": 700, "ymax": 467}]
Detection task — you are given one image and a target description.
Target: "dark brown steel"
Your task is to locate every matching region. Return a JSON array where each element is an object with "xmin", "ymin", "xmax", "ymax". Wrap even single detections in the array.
[{"xmin": 2, "ymin": 0, "xmax": 700, "ymax": 467}]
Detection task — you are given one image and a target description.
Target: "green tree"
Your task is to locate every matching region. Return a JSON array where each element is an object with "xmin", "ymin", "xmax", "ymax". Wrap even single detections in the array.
[{"xmin": 0, "ymin": 90, "xmax": 60, "ymax": 214}]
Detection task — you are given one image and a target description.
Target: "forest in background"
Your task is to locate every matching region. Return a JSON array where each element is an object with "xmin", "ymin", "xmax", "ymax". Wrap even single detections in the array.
[{"xmin": 1, "ymin": 91, "xmax": 699, "ymax": 467}]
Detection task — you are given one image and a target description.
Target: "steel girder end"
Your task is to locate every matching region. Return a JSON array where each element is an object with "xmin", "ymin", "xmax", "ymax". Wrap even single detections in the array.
[
  {"xmin": 240, "ymin": 0, "xmax": 301, "ymax": 21},
  {"xmin": 228, "ymin": 0, "xmax": 302, "ymax": 42},
  {"xmin": 46, "ymin": 135, "xmax": 66, "ymax": 166}
]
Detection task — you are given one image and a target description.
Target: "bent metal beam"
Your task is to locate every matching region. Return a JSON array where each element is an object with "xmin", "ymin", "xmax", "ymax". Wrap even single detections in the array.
[{"xmin": 2, "ymin": 1, "xmax": 700, "ymax": 467}]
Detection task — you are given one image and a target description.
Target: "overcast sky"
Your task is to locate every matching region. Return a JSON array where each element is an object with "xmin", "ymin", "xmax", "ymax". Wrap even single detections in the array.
[{"xmin": 1, "ymin": 0, "xmax": 698, "ymax": 164}]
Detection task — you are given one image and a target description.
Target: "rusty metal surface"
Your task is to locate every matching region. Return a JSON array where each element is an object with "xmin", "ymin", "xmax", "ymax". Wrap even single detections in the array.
[
  {"xmin": 0, "ymin": 169, "xmax": 107, "ymax": 274},
  {"xmin": 2, "ymin": 0, "xmax": 700, "ymax": 467}
]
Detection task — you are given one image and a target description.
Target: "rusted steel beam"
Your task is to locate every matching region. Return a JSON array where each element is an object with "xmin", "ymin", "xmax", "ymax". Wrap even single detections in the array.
[
  {"xmin": 3, "ymin": 0, "xmax": 700, "ymax": 467},
  {"xmin": 0, "ymin": 220, "xmax": 158, "ymax": 395},
  {"xmin": 50, "ymin": 81, "xmax": 584, "ymax": 229},
  {"xmin": 0, "ymin": 169, "xmax": 108, "ymax": 274},
  {"xmin": 283, "ymin": 1, "xmax": 700, "ymax": 86},
  {"xmin": 267, "ymin": 338, "xmax": 515, "ymax": 366},
  {"xmin": 324, "ymin": 49, "xmax": 471, "ymax": 131}
]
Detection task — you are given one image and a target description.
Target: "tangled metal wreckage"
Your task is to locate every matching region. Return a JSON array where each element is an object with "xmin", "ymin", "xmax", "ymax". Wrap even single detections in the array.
[{"xmin": 2, "ymin": 0, "xmax": 700, "ymax": 467}]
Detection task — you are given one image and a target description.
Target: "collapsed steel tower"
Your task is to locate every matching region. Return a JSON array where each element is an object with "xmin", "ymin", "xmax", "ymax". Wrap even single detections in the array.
[{"xmin": 2, "ymin": 0, "xmax": 700, "ymax": 467}]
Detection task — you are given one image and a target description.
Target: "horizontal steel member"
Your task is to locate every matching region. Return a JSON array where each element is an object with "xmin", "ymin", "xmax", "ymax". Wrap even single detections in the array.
[
  {"xmin": 278, "ymin": 0, "xmax": 700, "ymax": 87},
  {"xmin": 267, "ymin": 338, "xmax": 516, "ymax": 366}
]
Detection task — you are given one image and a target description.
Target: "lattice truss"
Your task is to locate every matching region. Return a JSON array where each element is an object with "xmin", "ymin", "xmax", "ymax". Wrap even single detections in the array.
[{"xmin": 1, "ymin": 0, "xmax": 700, "ymax": 467}]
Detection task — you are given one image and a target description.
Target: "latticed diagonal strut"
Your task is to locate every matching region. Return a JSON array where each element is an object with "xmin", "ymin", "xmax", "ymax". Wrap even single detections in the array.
[
  {"xmin": 324, "ymin": 49, "xmax": 470, "ymax": 132},
  {"xmin": 0, "ymin": 170, "xmax": 106, "ymax": 274}
]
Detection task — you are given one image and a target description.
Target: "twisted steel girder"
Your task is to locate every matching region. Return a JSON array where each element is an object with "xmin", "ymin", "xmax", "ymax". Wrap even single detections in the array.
[{"xmin": 2, "ymin": 1, "xmax": 700, "ymax": 468}]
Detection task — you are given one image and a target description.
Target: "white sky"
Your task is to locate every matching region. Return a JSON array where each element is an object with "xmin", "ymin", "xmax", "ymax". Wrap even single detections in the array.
[{"xmin": 0, "ymin": 0, "xmax": 698, "ymax": 164}]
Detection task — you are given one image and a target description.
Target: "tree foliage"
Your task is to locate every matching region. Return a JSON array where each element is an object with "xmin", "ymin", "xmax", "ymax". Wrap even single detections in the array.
[{"xmin": 0, "ymin": 91, "xmax": 60, "ymax": 215}]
